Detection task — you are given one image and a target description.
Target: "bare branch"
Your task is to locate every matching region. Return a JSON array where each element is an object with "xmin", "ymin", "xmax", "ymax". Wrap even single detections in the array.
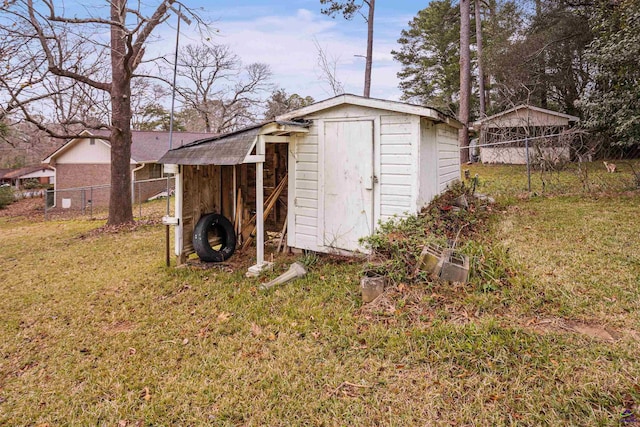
[{"xmin": 314, "ymin": 38, "xmax": 344, "ymax": 96}]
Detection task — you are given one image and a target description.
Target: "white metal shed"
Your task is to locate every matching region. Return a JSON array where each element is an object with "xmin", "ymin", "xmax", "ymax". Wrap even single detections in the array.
[
  {"xmin": 160, "ymin": 94, "xmax": 462, "ymax": 273},
  {"xmin": 277, "ymin": 94, "xmax": 462, "ymax": 255}
]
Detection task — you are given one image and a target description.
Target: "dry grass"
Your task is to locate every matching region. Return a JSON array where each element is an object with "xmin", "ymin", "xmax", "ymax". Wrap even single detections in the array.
[{"xmin": 0, "ymin": 161, "xmax": 639, "ymax": 426}]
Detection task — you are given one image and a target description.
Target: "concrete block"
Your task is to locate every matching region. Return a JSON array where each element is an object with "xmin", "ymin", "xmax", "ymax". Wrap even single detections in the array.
[
  {"xmin": 360, "ymin": 275, "xmax": 385, "ymax": 303},
  {"xmin": 439, "ymin": 251, "xmax": 470, "ymax": 283},
  {"xmin": 416, "ymin": 243, "xmax": 444, "ymax": 276}
]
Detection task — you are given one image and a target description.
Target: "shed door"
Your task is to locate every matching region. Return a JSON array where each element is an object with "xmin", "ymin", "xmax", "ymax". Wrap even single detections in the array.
[{"xmin": 323, "ymin": 120, "xmax": 374, "ymax": 251}]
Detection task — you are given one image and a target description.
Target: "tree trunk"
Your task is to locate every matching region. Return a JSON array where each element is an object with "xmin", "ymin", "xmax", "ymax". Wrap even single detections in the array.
[
  {"xmin": 363, "ymin": 0, "xmax": 375, "ymax": 98},
  {"xmin": 108, "ymin": 0, "xmax": 134, "ymax": 225},
  {"xmin": 474, "ymin": 0, "xmax": 486, "ymax": 117},
  {"xmin": 459, "ymin": 0, "xmax": 471, "ymax": 163}
]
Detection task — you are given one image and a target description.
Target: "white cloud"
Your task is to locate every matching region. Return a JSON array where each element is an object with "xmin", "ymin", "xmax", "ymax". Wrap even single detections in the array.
[{"xmin": 173, "ymin": 8, "xmax": 404, "ymax": 101}]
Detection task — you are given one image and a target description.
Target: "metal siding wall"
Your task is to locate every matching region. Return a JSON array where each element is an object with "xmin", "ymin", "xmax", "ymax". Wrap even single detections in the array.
[
  {"xmin": 379, "ymin": 114, "xmax": 414, "ymax": 220},
  {"xmin": 291, "ymin": 124, "xmax": 320, "ymax": 250},
  {"xmin": 436, "ymin": 125, "xmax": 461, "ymax": 191},
  {"xmin": 417, "ymin": 119, "xmax": 438, "ymax": 208}
]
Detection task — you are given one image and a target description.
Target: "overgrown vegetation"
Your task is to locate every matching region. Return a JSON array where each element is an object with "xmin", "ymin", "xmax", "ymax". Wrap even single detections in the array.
[
  {"xmin": 1, "ymin": 162, "xmax": 639, "ymax": 425},
  {"xmin": 361, "ymin": 181, "xmax": 509, "ymax": 289}
]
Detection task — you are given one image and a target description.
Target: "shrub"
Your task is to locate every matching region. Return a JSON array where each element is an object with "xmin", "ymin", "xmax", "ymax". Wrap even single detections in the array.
[{"xmin": 0, "ymin": 186, "xmax": 14, "ymax": 209}]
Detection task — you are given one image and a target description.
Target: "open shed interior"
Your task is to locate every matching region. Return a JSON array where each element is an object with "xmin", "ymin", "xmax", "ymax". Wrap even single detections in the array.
[{"xmin": 178, "ymin": 141, "xmax": 290, "ymax": 263}]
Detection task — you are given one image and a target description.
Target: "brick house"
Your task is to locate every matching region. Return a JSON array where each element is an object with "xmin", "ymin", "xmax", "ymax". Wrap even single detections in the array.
[
  {"xmin": 0, "ymin": 165, "xmax": 55, "ymax": 188},
  {"xmin": 43, "ymin": 130, "xmax": 209, "ymax": 209}
]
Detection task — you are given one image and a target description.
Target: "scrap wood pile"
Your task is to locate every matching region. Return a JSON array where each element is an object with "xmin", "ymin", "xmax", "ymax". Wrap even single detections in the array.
[
  {"xmin": 236, "ymin": 174, "xmax": 289, "ymax": 253},
  {"xmin": 362, "ymin": 182, "xmax": 496, "ymax": 286}
]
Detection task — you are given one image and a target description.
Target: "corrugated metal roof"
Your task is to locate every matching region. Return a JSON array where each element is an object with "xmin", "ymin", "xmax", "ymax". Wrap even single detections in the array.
[{"xmin": 159, "ymin": 127, "xmax": 261, "ymax": 166}]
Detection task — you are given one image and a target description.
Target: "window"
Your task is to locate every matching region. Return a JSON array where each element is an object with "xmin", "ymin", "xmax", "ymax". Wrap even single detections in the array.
[
  {"xmin": 149, "ymin": 163, "xmax": 163, "ymax": 179},
  {"xmin": 89, "ymin": 138, "xmax": 95, "ymax": 145}
]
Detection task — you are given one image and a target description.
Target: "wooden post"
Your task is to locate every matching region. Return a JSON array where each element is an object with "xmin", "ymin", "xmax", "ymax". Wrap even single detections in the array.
[
  {"xmin": 175, "ymin": 165, "xmax": 183, "ymax": 260},
  {"xmin": 256, "ymin": 136, "xmax": 265, "ymax": 267}
]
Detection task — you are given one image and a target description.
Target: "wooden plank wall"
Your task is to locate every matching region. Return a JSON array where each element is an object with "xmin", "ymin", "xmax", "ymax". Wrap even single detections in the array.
[
  {"xmin": 182, "ymin": 164, "xmax": 222, "ymax": 256},
  {"xmin": 180, "ymin": 145, "xmax": 289, "ymax": 259}
]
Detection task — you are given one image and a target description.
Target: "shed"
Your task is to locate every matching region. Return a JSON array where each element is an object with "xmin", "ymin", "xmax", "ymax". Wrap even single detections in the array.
[
  {"xmin": 473, "ymin": 105, "xmax": 579, "ymax": 164},
  {"xmin": 160, "ymin": 94, "xmax": 462, "ymax": 273}
]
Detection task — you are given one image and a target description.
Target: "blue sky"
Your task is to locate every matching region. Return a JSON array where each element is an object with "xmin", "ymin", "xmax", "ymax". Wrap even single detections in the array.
[{"xmin": 164, "ymin": 0, "xmax": 428, "ymax": 101}]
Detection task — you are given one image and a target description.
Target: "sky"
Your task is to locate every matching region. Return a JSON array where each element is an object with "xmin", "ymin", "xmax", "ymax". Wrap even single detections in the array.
[{"xmin": 156, "ymin": 0, "xmax": 428, "ymax": 102}]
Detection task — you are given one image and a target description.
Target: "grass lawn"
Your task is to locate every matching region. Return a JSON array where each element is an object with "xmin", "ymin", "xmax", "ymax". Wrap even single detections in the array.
[{"xmin": 0, "ymin": 162, "xmax": 638, "ymax": 426}]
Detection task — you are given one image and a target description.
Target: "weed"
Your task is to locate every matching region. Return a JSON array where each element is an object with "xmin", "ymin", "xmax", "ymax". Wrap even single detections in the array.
[
  {"xmin": 298, "ymin": 250, "xmax": 320, "ymax": 269},
  {"xmin": 360, "ymin": 181, "xmax": 495, "ymax": 285},
  {"xmin": 462, "ymin": 240, "xmax": 517, "ymax": 293}
]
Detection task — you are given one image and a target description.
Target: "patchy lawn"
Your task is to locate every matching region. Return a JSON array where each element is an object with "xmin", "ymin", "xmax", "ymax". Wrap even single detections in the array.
[{"xmin": 0, "ymin": 162, "xmax": 638, "ymax": 426}]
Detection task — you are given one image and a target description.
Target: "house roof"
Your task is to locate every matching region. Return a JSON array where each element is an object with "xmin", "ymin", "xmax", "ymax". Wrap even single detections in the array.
[
  {"xmin": 3, "ymin": 165, "xmax": 54, "ymax": 179},
  {"xmin": 0, "ymin": 169, "xmax": 12, "ymax": 179},
  {"xmin": 43, "ymin": 129, "xmax": 212, "ymax": 164},
  {"xmin": 159, "ymin": 121, "xmax": 311, "ymax": 166},
  {"xmin": 275, "ymin": 93, "xmax": 463, "ymax": 128},
  {"xmin": 473, "ymin": 105, "xmax": 580, "ymax": 127}
]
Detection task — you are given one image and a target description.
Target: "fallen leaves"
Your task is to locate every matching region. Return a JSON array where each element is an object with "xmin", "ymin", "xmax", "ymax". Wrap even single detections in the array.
[
  {"xmin": 216, "ymin": 312, "xmax": 232, "ymax": 323},
  {"xmin": 250, "ymin": 323, "xmax": 262, "ymax": 337},
  {"xmin": 143, "ymin": 388, "xmax": 152, "ymax": 402}
]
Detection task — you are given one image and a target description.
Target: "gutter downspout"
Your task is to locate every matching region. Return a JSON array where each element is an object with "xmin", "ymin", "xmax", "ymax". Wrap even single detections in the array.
[{"xmin": 49, "ymin": 165, "xmax": 57, "ymax": 208}]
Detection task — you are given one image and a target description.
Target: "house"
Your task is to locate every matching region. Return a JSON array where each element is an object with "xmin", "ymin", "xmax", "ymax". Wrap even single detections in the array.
[
  {"xmin": 42, "ymin": 129, "xmax": 210, "ymax": 209},
  {"xmin": 160, "ymin": 94, "xmax": 462, "ymax": 272},
  {"xmin": 473, "ymin": 105, "xmax": 579, "ymax": 164},
  {"xmin": 0, "ymin": 165, "xmax": 55, "ymax": 188}
]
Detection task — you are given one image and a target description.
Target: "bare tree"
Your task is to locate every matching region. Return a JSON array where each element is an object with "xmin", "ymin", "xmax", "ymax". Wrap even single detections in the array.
[
  {"xmin": 0, "ymin": 0, "xmax": 199, "ymax": 225},
  {"xmin": 314, "ymin": 39, "xmax": 345, "ymax": 96},
  {"xmin": 173, "ymin": 44, "xmax": 272, "ymax": 134},
  {"xmin": 459, "ymin": 0, "xmax": 472, "ymax": 163},
  {"xmin": 320, "ymin": 0, "xmax": 375, "ymax": 97},
  {"xmin": 130, "ymin": 80, "xmax": 172, "ymax": 130}
]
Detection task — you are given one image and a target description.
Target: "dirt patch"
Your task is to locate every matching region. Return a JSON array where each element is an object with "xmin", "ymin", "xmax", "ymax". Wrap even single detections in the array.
[
  {"xmin": 356, "ymin": 284, "xmax": 639, "ymax": 344},
  {"xmin": 103, "ymin": 320, "xmax": 136, "ymax": 334},
  {"xmin": 524, "ymin": 317, "xmax": 639, "ymax": 342},
  {"xmin": 0, "ymin": 197, "xmax": 44, "ymax": 220}
]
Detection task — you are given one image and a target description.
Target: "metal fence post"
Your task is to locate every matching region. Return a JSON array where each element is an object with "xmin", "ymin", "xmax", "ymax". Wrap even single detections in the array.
[
  {"xmin": 138, "ymin": 180, "xmax": 142, "ymax": 218},
  {"xmin": 525, "ymin": 137, "xmax": 532, "ymax": 192},
  {"xmin": 81, "ymin": 188, "xmax": 86, "ymax": 216},
  {"xmin": 44, "ymin": 189, "xmax": 49, "ymax": 220},
  {"xmin": 90, "ymin": 187, "xmax": 93, "ymax": 219}
]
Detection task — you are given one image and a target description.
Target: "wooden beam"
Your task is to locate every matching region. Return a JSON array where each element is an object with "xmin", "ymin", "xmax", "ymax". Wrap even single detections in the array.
[{"xmin": 241, "ymin": 174, "xmax": 288, "ymax": 251}]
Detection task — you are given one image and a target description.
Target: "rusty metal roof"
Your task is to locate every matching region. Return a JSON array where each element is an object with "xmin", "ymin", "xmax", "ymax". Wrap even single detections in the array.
[{"xmin": 158, "ymin": 126, "xmax": 262, "ymax": 166}]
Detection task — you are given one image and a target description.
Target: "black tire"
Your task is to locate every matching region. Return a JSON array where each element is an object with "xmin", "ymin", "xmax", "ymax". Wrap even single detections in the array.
[{"xmin": 192, "ymin": 213, "xmax": 236, "ymax": 262}]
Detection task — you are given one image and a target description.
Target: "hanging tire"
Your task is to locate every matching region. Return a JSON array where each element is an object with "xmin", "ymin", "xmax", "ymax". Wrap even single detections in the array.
[{"xmin": 193, "ymin": 213, "xmax": 236, "ymax": 262}]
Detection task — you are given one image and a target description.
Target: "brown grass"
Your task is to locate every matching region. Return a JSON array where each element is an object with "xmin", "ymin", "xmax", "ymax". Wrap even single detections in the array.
[{"xmin": 0, "ymin": 162, "xmax": 639, "ymax": 426}]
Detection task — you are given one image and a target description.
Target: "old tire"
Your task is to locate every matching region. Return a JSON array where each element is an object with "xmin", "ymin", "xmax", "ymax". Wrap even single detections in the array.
[{"xmin": 193, "ymin": 213, "xmax": 236, "ymax": 262}]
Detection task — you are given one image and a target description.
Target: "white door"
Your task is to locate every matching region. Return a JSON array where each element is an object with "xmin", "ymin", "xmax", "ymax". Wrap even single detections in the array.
[{"xmin": 323, "ymin": 120, "xmax": 374, "ymax": 251}]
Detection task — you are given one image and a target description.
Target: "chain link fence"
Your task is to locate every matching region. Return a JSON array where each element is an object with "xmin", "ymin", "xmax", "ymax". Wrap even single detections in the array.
[
  {"xmin": 43, "ymin": 177, "xmax": 175, "ymax": 221},
  {"xmin": 469, "ymin": 129, "xmax": 640, "ymax": 194}
]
